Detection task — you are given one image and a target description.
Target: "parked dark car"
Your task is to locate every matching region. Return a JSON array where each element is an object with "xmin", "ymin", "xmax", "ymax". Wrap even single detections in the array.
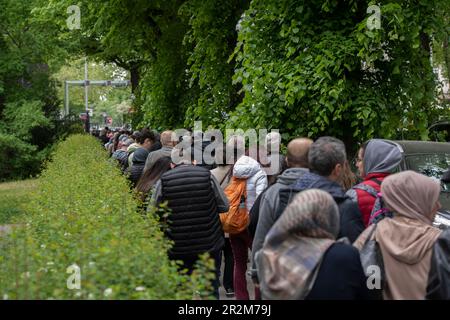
[
  {"xmin": 385, "ymin": 140, "xmax": 450, "ymax": 229},
  {"xmin": 429, "ymin": 120, "xmax": 450, "ymax": 142}
]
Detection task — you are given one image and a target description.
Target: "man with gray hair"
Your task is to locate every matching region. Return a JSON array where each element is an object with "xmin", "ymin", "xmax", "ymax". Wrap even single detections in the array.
[
  {"xmin": 143, "ymin": 130, "xmax": 177, "ymax": 173},
  {"xmin": 276, "ymin": 136, "xmax": 364, "ymax": 243}
]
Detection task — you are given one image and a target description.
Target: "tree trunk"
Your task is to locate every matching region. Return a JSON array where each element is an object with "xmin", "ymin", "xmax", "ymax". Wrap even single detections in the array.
[
  {"xmin": 444, "ymin": 34, "xmax": 450, "ymax": 85},
  {"xmin": 130, "ymin": 65, "xmax": 140, "ymax": 93}
]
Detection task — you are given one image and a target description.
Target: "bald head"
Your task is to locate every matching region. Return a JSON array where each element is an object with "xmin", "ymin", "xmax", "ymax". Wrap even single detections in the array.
[
  {"xmin": 286, "ymin": 138, "xmax": 313, "ymax": 168},
  {"xmin": 161, "ymin": 130, "xmax": 176, "ymax": 147}
]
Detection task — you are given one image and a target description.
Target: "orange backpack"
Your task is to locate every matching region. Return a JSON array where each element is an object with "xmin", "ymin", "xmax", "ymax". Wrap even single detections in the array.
[{"xmin": 220, "ymin": 177, "xmax": 249, "ymax": 234}]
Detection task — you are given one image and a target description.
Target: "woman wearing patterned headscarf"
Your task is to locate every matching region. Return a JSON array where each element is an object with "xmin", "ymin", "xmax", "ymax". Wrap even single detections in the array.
[
  {"xmin": 354, "ymin": 171, "xmax": 443, "ymax": 299},
  {"xmin": 255, "ymin": 189, "xmax": 370, "ymax": 300}
]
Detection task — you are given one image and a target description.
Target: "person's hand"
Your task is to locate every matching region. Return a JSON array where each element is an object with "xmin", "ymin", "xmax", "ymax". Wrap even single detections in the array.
[{"xmin": 249, "ymin": 269, "xmax": 259, "ymax": 286}]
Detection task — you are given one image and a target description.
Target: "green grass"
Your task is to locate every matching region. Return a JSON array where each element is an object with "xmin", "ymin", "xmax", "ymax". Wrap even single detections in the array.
[{"xmin": 0, "ymin": 179, "xmax": 36, "ymax": 224}]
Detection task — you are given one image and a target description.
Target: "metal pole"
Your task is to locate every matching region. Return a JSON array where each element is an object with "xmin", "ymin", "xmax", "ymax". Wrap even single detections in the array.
[
  {"xmin": 64, "ymin": 81, "xmax": 69, "ymax": 116},
  {"xmin": 84, "ymin": 57, "xmax": 90, "ymax": 133}
]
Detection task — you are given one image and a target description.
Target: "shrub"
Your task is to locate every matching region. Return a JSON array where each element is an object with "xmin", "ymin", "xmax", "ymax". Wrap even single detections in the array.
[
  {"xmin": 0, "ymin": 134, "xmax": 215, "ymax": 299},
  {"xmin": 2, "ymin": 100, "xmax": 52, "ymax": 142},
  {"xmin": 0, "ymin": 133, "xmax": 42, "ymax": 181}
]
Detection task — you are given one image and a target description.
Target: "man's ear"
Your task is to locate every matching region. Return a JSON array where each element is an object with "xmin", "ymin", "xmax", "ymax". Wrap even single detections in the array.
[
  {"xmin": 329, "ymin": 162, "xmax": 343, "ymax": 182},
  {"xmin": 170, "ymin": 163, "xmax": 176, "ymax": 169}
]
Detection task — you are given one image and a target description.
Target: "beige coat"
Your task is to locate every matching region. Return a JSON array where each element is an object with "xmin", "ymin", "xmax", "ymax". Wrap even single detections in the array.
[{"xmin": 354, "ymin": 216, "xmax": 441, "ymax": 300}]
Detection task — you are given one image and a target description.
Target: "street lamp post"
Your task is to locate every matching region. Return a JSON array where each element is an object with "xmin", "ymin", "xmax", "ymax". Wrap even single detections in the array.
[
  {"xmin": 63, "ymin": 79, "xmax": 131, "ymax": 130},
  {"xmin": 84, "ymin": 57, "xmax": 90, "ymax": 133}
]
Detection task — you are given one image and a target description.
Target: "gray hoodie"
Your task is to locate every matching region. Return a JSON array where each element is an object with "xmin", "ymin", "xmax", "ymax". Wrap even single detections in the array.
[{"xmin": 251, "ymin": 167, "xmax": 309, "ymax": 268}]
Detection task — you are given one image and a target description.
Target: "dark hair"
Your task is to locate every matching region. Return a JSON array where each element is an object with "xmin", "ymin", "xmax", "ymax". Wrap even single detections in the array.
[
  {"xmin": 135, "ymin": 156, "xmax": 172, "ymax": 201},
  {"xmin": 131, "ymin": 131, "xmax": 142, "ymax": 142},
  {"xmin": 308, "ymin": 136, "xmax": 346, "ymax": 176},
  {"xmin": 359, "ymin": 140, "xmax": 370, "ymax": 159},
  {"xmin": 138, "ymin": 128, "xmax": 156, "ymax": 144},
  {"xmin": 212, "ymin": 143, "xmax": 238, "ymax": 168},
  {"xmin": 112, "ymin": 132, "xmax": 121, "ymax": 152}
]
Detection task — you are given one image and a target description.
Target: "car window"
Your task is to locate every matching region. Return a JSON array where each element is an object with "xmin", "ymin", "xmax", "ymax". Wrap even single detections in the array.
[
  {"xmin": 405, "ymin": 154, "xmax": 450, "ymax": 191},
  {"xmin": 406, "ymin": 153, "xmax": 450, "ymax": 191}
]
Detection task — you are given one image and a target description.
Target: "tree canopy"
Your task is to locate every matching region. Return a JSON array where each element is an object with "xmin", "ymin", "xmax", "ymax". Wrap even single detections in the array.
[
  {"xmin": 1, "ymin": 0, "xmax": 450, "ymax": 180},
  {"xmin": 38, "ymin": 0, "xmax": 449, "ymax": 142}
]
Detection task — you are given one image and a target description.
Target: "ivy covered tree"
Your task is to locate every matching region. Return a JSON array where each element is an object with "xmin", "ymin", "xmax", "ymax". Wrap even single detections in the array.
[
  {"xmin": 229, "ymin": 0, "xmax": 450, "ymax": 147},
  {"xmin": 5, "ymin": 0, "xmax": 450, "ymax": 154},
  {"xmin": 179, "ymin": 0, "xmax": 249, "ymax": 127}
]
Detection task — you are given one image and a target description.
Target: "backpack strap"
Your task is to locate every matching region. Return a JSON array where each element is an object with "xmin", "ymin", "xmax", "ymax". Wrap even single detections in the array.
[
  {"xmin": 370, "ymin": 178, "xmax": 382, "ymax": 186},
  {"xmin": 352, "ymin": 183, "xmax": 378, "ymax": 198},
  {"xmin": 220, "ymin": 166, "xmax": 233, "ymax": 186}
]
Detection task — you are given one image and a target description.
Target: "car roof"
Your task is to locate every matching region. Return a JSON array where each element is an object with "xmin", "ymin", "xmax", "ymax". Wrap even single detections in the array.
[
  {"xmin": 429, "ymin": 120, "xmax": 450, "ymax": 132},
  {"xmin": 386, "ymin": 140, "xmax": 450, "ymax": 154}
]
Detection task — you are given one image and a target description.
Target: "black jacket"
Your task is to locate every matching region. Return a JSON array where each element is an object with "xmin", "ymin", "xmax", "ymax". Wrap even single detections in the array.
[
  {"xmin": 306, "ymin": 242, "xmax": 371, "ymax": 300},
  {"xmin": 278, "ymin": 172, "xmax": 365, "ymax": 243},
  {"xmin": 127, "ymin": 164, "xmax": 144, "ymax": 187},
  {"xmin": 127, "ymin": 147, "xmax": 149, "ymax": 187},
  {"xmin": 160, "ymin": 165, "xmax": 225, "ymax": 259},
  {"xmin": 149, "ymin": 140, "xmax": 162, "ymax": 153},
  {"xmin": 248, "ymin": 190, "xmax": 267, "ymax": 238},
  {"xmin": 426, "ymin": 228, "xmax": 450, "ymax": 300}
]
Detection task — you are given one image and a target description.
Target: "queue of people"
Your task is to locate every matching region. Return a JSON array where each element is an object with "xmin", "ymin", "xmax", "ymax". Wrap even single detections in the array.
[{"xmin": 97, "ymin": 127, "xmax": 450, "ymax": 300}]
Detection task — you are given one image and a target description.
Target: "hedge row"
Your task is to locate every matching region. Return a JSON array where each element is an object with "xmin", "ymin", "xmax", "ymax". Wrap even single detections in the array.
[{"xmin": 0, "ymin": 134, "xmax": 214, "ymax": 299}]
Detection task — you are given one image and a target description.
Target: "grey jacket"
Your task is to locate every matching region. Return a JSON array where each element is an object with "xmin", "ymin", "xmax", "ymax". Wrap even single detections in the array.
[
  {"xmin": 211, "ymin": 165, "xmax": 232, "ymax": 189},
  {"xmin": 143, "ymin": 146, "xmax": 173, "ymax": 173},
  {"xmin": 251, "ymin": 168, "xmax": 309, "ymax": 266}
]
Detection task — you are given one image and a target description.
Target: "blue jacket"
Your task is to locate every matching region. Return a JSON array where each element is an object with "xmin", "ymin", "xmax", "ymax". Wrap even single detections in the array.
[{"xmin": 278, "ymin": 172, "xmax": 365, "ymax": 243}]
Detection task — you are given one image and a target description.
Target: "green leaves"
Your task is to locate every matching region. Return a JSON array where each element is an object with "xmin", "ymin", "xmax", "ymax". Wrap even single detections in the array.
[
  {"xmin": 2, "ymin": 100, "xmax": 52, "ymax": 141},
  {"xmin": 0, "ymin": 135, "xmax": 215, "ymax": 299},
  {"xmin": 0, "ymin": 133, "xmax": 39, "ymax": 181},
  {"xmin": 226, "ymin": 0, "xmax": 449, "ymax": 144},
  {"xmin": 2, "ymin": 0, "xmax": 448, "ymax": 152}
]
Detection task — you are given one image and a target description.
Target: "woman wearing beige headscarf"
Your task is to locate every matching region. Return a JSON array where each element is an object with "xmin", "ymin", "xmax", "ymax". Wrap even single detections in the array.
[{"xmin": 354, "ymin": 171, "xmax": 443, "ymax": 300}]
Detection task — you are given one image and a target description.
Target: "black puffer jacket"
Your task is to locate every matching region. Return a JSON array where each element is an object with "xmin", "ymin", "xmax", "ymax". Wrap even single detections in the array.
[
  {"xmin": 160, "ymin": 165, "xmax": 225, "ymax": 259},
  {"xmin": 278, "ymin": 172, "xmax": 365, "ymax": 243}
]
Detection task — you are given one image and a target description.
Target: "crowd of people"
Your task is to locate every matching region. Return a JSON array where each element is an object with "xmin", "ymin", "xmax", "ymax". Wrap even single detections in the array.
[{"xmin": 96, "ymin": 127, "xmax": 450, "ymax": 300}]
